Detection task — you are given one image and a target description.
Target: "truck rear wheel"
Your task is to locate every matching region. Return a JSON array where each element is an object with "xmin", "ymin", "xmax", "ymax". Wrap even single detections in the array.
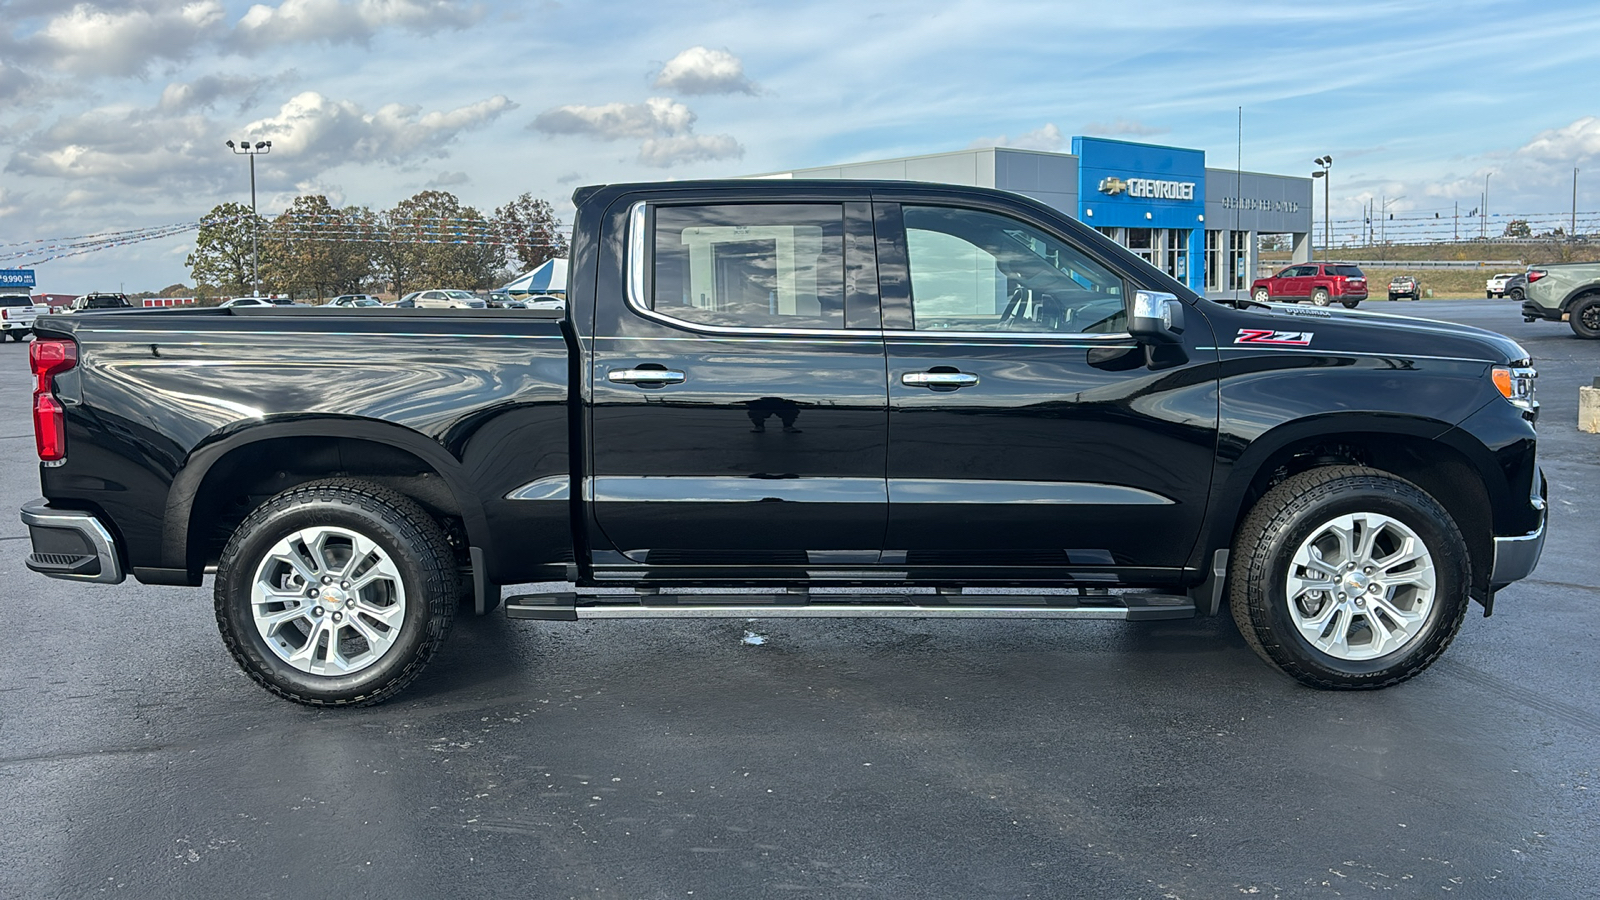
[
  {"xmin": 1569, "ymin": 296, "xmax": 1600, "ymax": 339},
  {"xmin": 1229, "ymin": 466, "xmax": 1469, "ymax": 690},
  {"xmin": 214, "ymin": 479, "xmax": 456, "ymax": 706}
]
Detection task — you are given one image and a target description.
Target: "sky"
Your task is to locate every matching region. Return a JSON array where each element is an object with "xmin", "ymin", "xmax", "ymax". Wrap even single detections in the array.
[{"xmin": 3, "ymin": 0, "xmax": 1600, "ymax": 293}]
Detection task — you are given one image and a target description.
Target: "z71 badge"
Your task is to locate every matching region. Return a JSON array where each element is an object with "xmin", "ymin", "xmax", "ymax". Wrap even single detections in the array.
[{"xmin": 1235, "ymin": 328, "xmax": 1314, "ymax": 346}]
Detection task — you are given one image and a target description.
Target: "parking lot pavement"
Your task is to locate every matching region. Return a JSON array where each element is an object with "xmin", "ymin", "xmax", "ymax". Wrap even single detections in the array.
[{"xmin": 1, "ymin": 302, "xmax": 1597, "ymax": 899}]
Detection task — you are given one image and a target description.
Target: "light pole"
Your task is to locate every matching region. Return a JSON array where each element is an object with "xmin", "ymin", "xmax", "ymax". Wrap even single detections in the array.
[
  {"xmin": 1312, "ymin": 156, "xmax": 1332, "ymax": 260},
  {"xmin": 1574, "ymin": 167, "xmax": 1580, "ymax": 239},
  {"xmin": 226, "ymin": 139, "xmax": 271, "ymax": 296}
]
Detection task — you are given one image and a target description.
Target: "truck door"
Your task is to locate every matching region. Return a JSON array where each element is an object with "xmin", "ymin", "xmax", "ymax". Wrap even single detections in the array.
[
  {"xmin": 585, "ymin": 194, "xmax": 888, "ymax": 578},
  {"xmin": 874, "ymin": 198, "xmax": 1219, "ymax": 583}
]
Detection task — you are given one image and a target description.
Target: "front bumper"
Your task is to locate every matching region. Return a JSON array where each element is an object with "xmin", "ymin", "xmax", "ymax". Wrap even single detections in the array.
[
  {"xmin": 20, "ymin": 498, "xmax": 125, "ymax": 584},
  {"xmin": 1489, "ymin": 471, "xmax": 1547, "ymax": 588}
]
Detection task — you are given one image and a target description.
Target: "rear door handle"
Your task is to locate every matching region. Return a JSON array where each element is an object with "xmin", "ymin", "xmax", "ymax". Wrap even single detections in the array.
[
  {"xmin": 608, "ymin": 368, "xmax": 686, "ymax": 386},
  {"xmin": 902, "ymin": 372, "xmax": 978, "ymax": 389}
]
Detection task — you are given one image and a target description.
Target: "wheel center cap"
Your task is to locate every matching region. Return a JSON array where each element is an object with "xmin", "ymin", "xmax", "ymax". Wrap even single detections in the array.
[
  {"xmin": 321, "ymin": 587, "xmax": 348, "ymax": 607},
  {"xmin": 1342, "ymin": 573, "xmax": 1371, "ymax": 595}
]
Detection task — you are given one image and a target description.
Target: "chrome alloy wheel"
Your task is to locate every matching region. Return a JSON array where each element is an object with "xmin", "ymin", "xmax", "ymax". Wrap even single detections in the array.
[
  {"xmin": 1284, "ymin": 512, "xmax": 1436, "ymax": 661},
  {"xmin": 250, "ymin": 526, "xmax": 407, "ymax": 676}
]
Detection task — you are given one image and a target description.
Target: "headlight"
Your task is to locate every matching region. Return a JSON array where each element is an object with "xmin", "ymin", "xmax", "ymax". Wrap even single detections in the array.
[{"xmin": 1492, "ymin": 365, "xmax": 1538, "ymax": 412}]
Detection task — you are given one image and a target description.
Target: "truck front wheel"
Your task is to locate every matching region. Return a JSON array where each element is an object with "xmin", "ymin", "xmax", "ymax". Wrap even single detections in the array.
[
  {"xmin": 1229, "ymin": 466, "xmax": 1469, "ymax": 690},
  {"xmin": 214, "ymin": 479, "xmax": 457, "ymax": 706},
  {"xmin": 1569, "ymin": 296, "xmax": 1600, "ymax": 339}
]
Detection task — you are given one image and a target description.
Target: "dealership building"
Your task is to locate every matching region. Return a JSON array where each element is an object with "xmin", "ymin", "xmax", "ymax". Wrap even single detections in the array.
[{"xmin": 761, "ymin": 136, "xmax": 1314, "ymax": 296}]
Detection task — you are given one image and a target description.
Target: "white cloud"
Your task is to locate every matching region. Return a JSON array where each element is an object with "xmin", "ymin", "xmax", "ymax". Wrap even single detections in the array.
[
  {"xmin": 531, "ymin": 97, "xmax": 694, "ymax": 140},
  {"xmin": 970, "ymin": 123, "xmax": 1064, "ymax": 152},
  {"xmin": 653, "ymin": 47, "xmax": 758, "ymax": 96},
  {"xmin": 5, "ymin": 91, "xmax": 514, "ymax": 194},
  {"xmin": 1515, "ymin": 117, "xmax": 1600, "ymax": 165},
  {"xmin": 426, "ymin": 170, "xmax": 470, "ymax": 187},
  {"xmin": 158, "ymin": 74, "xmax": 273, "ymax": 113},
  {"xmin": 1082, "ymin": 118, "xmax": 1169, "ymax": 137},
  {"xmin": 30, "ymin": 1, "xmax": 227, "ymax": 77},
  {"xmin": 242, "ymin": 91, "xmax": 516, "ymax": 170},
  {"xmin": 231, "ymin": 0, "xmax": 482, "ymax": 49},
  {"xmin": 638, "ymin": 133, "xmax": 743, "ymax": 168}
]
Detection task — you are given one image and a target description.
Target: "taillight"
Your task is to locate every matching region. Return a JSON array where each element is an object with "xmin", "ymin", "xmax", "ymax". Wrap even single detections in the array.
[
  {"xmin": 29, "ymin": 339, "xmax": 77, "ymax": 463},
  {"xmin": 1527, "ymin": 269, "xmax": 1546, "ymax": 282}
]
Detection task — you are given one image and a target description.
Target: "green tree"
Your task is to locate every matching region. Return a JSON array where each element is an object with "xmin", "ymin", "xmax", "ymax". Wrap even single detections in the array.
[
  {"xmin": 1502, "ymin": 219, "xmax": 1532, "ymax": 239},
  {"xmin": 262, "ymin": 195, "xmax": 375, "ymax": 300},
  {"xmin": 493, "ymin": 192, "xmax": 568, "ymax": 272},
  {"xmin": 382, "ymin": 190, "xmax": 503, "ymax": 291},
  {"xmin": 188, "ymin": 202, "xmax": 265, "ymax": 295}
]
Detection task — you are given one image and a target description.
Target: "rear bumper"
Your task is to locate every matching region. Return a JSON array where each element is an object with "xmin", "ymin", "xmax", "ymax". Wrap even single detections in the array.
[
  {"xmin": 1521, "ymin": 299, "xmax": 1561, "ymax": 321},
  {"xmin": 20, "ymin": 498, "xmax": 125, "ymax": 584}
]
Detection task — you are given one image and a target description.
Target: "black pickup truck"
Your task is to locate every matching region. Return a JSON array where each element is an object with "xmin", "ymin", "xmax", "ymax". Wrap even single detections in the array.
[{"xmin": 21, "ymin": 180, "xmax": 1546, "ymax": 706}]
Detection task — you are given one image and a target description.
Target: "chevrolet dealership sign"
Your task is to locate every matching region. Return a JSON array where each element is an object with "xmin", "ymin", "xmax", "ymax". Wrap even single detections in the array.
[{"xmin": 1098, "ymin": 176, "xmax": 1195, "ymax": 200}]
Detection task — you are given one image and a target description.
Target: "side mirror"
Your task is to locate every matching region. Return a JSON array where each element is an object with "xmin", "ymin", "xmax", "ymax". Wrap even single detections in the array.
[{"xmin": 1127, "ymin": 290, "xmax": 1185, "ymax": 345}]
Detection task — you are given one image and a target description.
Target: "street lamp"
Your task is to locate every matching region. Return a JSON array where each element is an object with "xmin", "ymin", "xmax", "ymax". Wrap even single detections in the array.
[
  {"xmin": 226, "ymin": 139, "xmax": 272, "ymax": 296},
  {"xmin": 1312, "ymin": 156, "xmax": 1332, "ymax": 260}
]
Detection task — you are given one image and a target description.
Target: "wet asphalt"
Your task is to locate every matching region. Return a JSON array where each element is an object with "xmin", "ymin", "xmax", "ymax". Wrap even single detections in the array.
[{"xmin": 0, "ymin": 299, "xmax": 1595, "ymax": 899}]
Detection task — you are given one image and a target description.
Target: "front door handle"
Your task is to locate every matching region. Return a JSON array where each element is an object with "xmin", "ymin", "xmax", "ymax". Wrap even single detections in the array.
[
  {"xmin": 902, "ymin": 371, "xmax": 978, "ymax": 389},
  {"xmin": 608, "ymin": 367, "xmax": 686, "ymax": 386}
]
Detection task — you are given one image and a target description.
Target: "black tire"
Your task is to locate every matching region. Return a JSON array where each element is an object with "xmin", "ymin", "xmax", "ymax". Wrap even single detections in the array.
[
  {"xmin": 215, "ymin": 479, "xmax": 457, "ymax": 707},
  {"xmin": 1311, "ymin": 288, "xmax": 1332, "ymax": 307},
  {"xmin": 1569, "ymin": 296, "xmax": 1600, "ymax": 339},
  {"xmin": 1341, "ymin": 300, "xmax": 1360, "ymax": 309},
  {"xmin": 1508, "ymin": 288, "xmax": 1523, "ymax": 302},
  {"xmin": 1388, "ymin": 293, "xmax": 1397, "ymax": 302},
  {"xmin": 1486, "ymin": 291, "xmax": 1493, "ymax": 299},
  {"xmin": 1229, "ymin": 466, "xmax": 1470, "ymax": 690},
  {"xmin": 1253, "ymin": 288, "xmax": 1271, "ymax": 304}
]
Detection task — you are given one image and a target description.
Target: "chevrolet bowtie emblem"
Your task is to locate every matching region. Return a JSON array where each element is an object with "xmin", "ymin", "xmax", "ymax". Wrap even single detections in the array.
[{"xmin": 1098, "ymin": 177, "xmax": 1128, "ymax": 195}]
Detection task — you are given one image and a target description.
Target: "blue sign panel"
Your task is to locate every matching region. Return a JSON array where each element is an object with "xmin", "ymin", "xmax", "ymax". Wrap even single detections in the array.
[
  {"xmin": 0, "ymin": 269, "xmax": 36, "ymax": 288},
  {"xmin": 1072, "ymin": 137, "xmax": 1206, "ymax": 230},
  {"xmin": 1073, "ymin": 137, "xmax": 1206, "ymax": 290}
]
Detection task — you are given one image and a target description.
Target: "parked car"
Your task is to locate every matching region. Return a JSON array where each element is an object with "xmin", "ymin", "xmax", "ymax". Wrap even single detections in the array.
[
  {"xmin": 400, "ymin": 289, "xmax": 486, "ymax": 309},
  {"xmin": 21, "ymin": 177, "xmax": 1545, "ymax": 707},
  {"xmin": 1250, "ymin": 262, "xmax": 1368, "ymax": 308},
  {"xmin": 0, "ymin": 293, "xmax": 46, "ymax": 340},
  {"xmin": 486, "ymin": 291, "xmax": 518, "ymax": 308},
  {"xmin": 522, "ymin": 294, "xmax": 566, "ymax": 311},
  {"xmin": 218, "ymin": 297, "xmax": 275, "ymax": 308},
  {"xmin": 1387, "ymin": 275, "xmax": 1421, "ymax": 301},
  {"xmin": 1521, "ymin": 262, "xmax": 1600, "ymax": 338},
  {"xmin": 1502, "ymin": 273, "xmax": 1528, "ymax": 302},
  {"xmin": 67, "ymin": 292, "xmax": 132, "ymax": 312},
  {"xmin": 327, "ymin": 294, "xmax": 383, "ymax": 307},
  {"xmin": 1486, "ymin": 273, "xmax": 1519, "ymax": 298}
]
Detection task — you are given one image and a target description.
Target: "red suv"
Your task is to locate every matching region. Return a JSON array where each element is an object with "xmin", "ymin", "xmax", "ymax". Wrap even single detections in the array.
[{"xmin": 1251, "ymin": 262, "xmax": 1368, "ymax": 308}]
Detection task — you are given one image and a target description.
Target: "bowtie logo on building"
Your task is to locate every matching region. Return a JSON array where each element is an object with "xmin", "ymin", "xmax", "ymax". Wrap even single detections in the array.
[{"xmin": 1097, "ymin": 177, "xmax": 1129, "ymax": 196}]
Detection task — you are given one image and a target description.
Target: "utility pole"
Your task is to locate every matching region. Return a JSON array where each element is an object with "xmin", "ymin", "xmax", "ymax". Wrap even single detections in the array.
[
  {"xmin": 1454, "ymin": 201, "xmax": 1459, "ymax": 241},
  {"xmin": 226, "ymin": 139, "xmax": 272, "ymax": 296},
  {"xmin": 1483, "ymin": 172, "xmax": 1492, "ymax": 241},
  {"xmin": 1574, "ymin": 167, "xmax": 1580, "ymax": 239}
]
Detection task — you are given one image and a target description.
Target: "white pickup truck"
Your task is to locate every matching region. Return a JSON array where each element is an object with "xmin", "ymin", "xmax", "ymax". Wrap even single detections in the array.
[
  {"xmin": 0, "ymin": 293, "xmax": 46, "ymax": 341},
  {"xmin": 1485, "ymin": 272, "xmax": 1519, "ymax": 299}
]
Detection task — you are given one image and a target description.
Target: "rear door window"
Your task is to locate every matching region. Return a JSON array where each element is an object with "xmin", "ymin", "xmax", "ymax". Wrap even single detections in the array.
[{"xmin": 650, "ymin": 204, "xmax": 845, "ymax": 330}]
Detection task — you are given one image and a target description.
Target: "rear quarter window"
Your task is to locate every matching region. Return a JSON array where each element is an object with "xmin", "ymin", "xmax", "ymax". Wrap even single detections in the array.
[
  {"xmin": 0, "ymin": 295, "xmax": 33, "ymax": 306},
  {"xmin": 1328, "ymin": 265, "xmax": 1364, "ymax": 277}
]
